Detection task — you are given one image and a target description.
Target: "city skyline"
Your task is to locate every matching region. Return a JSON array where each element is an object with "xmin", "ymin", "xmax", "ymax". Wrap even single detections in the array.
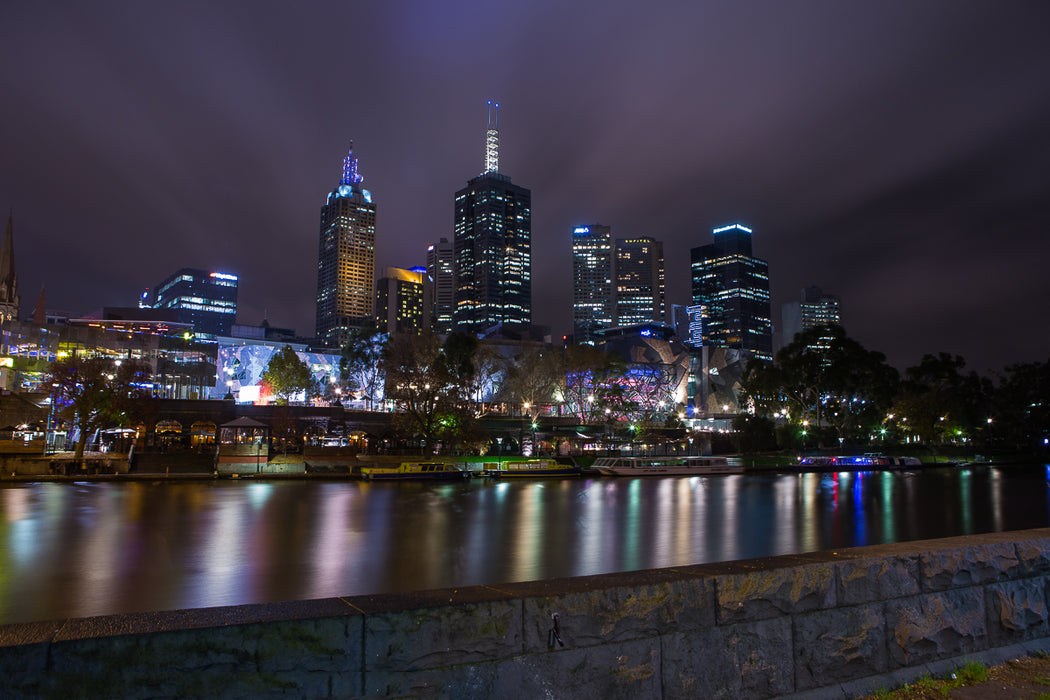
[{"xmin": 2, "ymin": 3, "xmax": 1050, "ymax": 373}]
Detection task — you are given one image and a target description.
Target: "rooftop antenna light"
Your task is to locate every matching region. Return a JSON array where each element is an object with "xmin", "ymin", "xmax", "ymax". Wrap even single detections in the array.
[{"xmin": 484, "ymin": 101, "xmax": 500, "ymax": 174}]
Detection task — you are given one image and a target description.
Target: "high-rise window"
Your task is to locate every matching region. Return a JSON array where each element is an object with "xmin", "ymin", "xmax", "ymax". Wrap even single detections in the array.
[
  {"xmin": 315, "ymin": 142, "xmax": 376, "ymax": 347},
  {"xmin": 690, "ymin": 224, "xmax": 772, "ymax": 360},
  {"xmin": 571, "ymin": 225, "xmax": 613, "ymax": 344}
]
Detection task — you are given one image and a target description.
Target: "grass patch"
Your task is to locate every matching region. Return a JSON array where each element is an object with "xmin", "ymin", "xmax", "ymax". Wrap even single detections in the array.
[{"xmin": 956, "ymin": 659, "xmax": 988, "ymax": 684}]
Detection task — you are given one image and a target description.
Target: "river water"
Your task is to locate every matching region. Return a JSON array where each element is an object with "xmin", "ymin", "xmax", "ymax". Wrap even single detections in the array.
[{"xmin": 0, "ymin": 464, "xmax": 1047, "ymax": 625}]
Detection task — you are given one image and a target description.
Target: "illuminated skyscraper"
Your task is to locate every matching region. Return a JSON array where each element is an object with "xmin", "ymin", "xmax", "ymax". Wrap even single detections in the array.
[
  {"xmin": 571, "ymin": 224, "xmax": 613, "ymax": 344},
  {"xmin": 376, "ymin": 266, "xmax": 429, "ymax": 334},
  {"xmin": 426, "ymin": 237, "xmax": 454, "ymax": 334},
  {"xmin": 453, "ymin": 102, "xmax": 532, "ymax": 333},
  {"xmin": 315, "ymin": 142, "xmax": 376, "ymax": 347},
  {"xmin": 146, "ymin": 267, "xmax": 238, "ymax": 336},
  {"xmin": 614, "ymin": 236, "xmax": 665, "ymax": 327},
  {"xmin": 782, "ymin": 285, "xmax": 842, "ymax": 351},
  {"xmin": 690, "ymin": 223, "xmax": 772, "ymax": 360}
]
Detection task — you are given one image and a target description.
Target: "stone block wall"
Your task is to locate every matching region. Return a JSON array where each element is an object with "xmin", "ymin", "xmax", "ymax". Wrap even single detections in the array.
[{"xmin": 3, "ymin": 529, "xmax": 1050, "ymax": 698}]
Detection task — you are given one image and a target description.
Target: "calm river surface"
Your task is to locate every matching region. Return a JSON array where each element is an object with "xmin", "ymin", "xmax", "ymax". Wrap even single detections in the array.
[{"xmin": 1, "ymin": 464, "xmax": 1048, "ymax": 625}]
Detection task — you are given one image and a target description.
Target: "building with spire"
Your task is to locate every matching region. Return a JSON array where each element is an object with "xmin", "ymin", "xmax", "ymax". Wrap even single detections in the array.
[
  {"xmin": 453, "ymin": 102, "xmax": 532, "ymax": 334},
  {"xmin": 315, "ymin": 142, "xmax": 376, "ymax": 347},
  {"xmin": 690, "ymin": 223, "xmax": 772, "ymax": 361},
  {"xmin": 0, "ymin": 213, "xmax": 20, "ymax": 323}
]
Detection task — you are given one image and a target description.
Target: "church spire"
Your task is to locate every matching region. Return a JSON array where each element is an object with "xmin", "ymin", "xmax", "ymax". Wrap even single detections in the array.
[
  {"xmin": 484, "ymin": 101, "xmax": 500, "ymax": 174},
  {"xmin": 0, "ymin": 212, "xmax": 18, "ymax": 321}
]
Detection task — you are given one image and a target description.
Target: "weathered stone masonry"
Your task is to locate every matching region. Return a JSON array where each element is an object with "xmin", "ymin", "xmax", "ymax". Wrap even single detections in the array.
[{"xmin": 3, "ymin": 529, "xmax": 1050, "ymax": 699}]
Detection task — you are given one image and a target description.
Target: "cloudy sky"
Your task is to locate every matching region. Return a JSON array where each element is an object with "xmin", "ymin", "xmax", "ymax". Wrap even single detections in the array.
[{"xmin": 2, "ymin": 1, "xmax": 1048, "ymax": 374}]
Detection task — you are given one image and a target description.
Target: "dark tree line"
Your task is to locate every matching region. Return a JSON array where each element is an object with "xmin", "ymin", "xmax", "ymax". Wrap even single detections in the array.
[{"xmin": 740, "ymin": 325, "xmax": 1049, "ymax": 454}]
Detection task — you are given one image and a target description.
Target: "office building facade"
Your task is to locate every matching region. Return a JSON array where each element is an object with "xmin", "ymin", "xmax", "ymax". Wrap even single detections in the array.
[
  {"xmin": 145, "ymin": 268, "xmax": 238, "ymax": 336},
  {"xmin": 782, "ymin": 286, "xmax": 842, "ymax": 340},
  {"xmin": 614, "ymin": 236, "xmax": 665, "ymax": 327},
  {"xmin": 315, "ymin": 142, "xmax": 376, "ymax": 347},
  {"xmin": 571, "ymin": 224, "xmax": 613, "ymax": 344},
  {"xmin": 453, "ymin": 103, "xmax": 532, "ymax": 333},
  {"xmin": 690, "ymin": 223, "xmax": 772, "ymax": 361},
  {"xmin": 426, "ymin": 237, "xmax": 454, "ymax": 334},
  {"xmin": 376, "ymin": 266, "xmax": 429, "ymax": 334}
]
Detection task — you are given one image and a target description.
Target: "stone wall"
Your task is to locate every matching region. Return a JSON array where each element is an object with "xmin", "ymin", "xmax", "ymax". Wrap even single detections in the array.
[{"xmin": 3, "ymin": 529, "xmax": 1050, "ymax": 699}]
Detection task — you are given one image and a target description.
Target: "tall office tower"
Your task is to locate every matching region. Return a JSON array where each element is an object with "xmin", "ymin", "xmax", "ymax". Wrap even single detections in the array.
[
  {"xmin": 690, "ymin": 223, "xmax": 772, "ymax": 360},
  {"xmin": 453, "ymin": 102, "xmax": 532, "ymax": 334},
  {"xmin": 781, "ymin": 285, "xmax": 842, "ymax": 345},
  {"xmin": 376, "ymin": 266, "xmax": 429, "ymax": 334},
  {"xmin": 147, "ymin": 268, "xmax": 238, "ymax": 335},
  {"xmin": 571, "ymin": 224, "xmax": 613, "ymax": 344},
  {"xmin": 614, "ymin": 236, "xmax": 665, "ymax": 327},
  {"xmin": 0, "ymin": 213, "xmax": 19, "ymax": 323},
  {"xmin": 426, "ymin": 237, "xmax": 454, "ymax": 334},
  {"xmin": 315, "ymin": 142, "xmax": 376, "ymax": 347}
]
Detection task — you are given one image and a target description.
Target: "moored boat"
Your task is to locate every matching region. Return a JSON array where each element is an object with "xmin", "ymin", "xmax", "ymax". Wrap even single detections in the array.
[
  {"xmin": 480, "ymin": 459, "xmax": 581, "ymax": 478},
  {"xmin": 359, "ymin": 462, "xmax": 471, "ymax": 481},
  {"xmin": 797, "ymin": 453, "xmax": 922, "ymax": 468},
  {"xmin": 592, "ymin": 455, "xmax": 742, "ymax": 476}
]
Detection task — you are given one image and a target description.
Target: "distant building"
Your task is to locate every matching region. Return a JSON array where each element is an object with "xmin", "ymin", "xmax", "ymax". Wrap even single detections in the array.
[
  {"xmin": 453, "ymin": 102, "xmax": 532, "ymax": 334},
  {"xmin": 614, "ymin": 236, "xmax": 665, "ymax": 327},
  {"xmin": 144, "ymin": 268, "xmax": 238, "ymax": 336},
  {"xmin": 690, "ymin": 223, "xmax": 772, "ymax": 361},
  {"xmin": 571, "ymin": 224, "xmax": 613, "ymax": 345},
  {"xmin": 315, "ymin": 142, "xmax": 376, "ymax": 348},
  {"xmin": 0, "ymin": 213, "xmax": 19, "ymax": 324},
  {"xmin": 376, "ymin": 266, "xmax": 429, "ymax": 334},
  {"xmin": 781, "ymin": 286, "xmax": 842, "ymax": 345},
  {"xmin": 426, "ymin": 238, "xmax": 454, "ymax": 334}
]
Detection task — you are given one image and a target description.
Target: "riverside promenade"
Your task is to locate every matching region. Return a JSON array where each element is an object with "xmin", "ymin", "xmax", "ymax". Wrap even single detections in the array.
[{"xmin": 3, "ymin": 528, "xmax": 1050, "ymax": 698}]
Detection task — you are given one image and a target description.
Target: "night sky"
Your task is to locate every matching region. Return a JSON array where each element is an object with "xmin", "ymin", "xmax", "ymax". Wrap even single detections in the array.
[{"xmin": 3, "ymin": 2, "xmax": 1049, "ymax": 375}]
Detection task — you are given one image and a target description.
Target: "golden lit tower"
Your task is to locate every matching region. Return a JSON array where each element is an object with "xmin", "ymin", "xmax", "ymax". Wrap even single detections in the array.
[{"xmin": 315, "ymin": 142, "xmax": 376, "ymax": 347}]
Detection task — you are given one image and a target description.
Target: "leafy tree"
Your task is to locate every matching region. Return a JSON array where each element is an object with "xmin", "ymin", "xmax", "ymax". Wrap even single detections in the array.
[
  {"xmin": 48, "ymin": 356, "xmax": 152, "ymax": 461},
  {"xmin": 990, "ymin": 359, "xmax": 1049, "ymax": 451},
  {"xmin": 731, "ymin": 414, "xmax": 778, "ymax": 453},
  {"xmin": 339, "ymin": 324, "xmax": 387, "ymax": 409},
  {"xmin": 501, "ymin": 345, "xmax": 562, "ymax": 419},
  {"xmin": 262, "ymin": 346, "xmax": 317, "ymax": 405},
  {"xmin": 464, "ymin": 343, "xmax": 505, "ymax": 414},
  {"xmin": 892, "ymin": 353, "xmax": 989, "ymax": 446},
  {"xmin": 441, "ymin": 332, "xmax": 479, "ymax": 405},
  {"xmin": 382, "ymin": 330, "xmax": 452, "ymax": 452},
  {"xmin": 743, "ymin": 325, "xmax": 898, "ymax": 447}
]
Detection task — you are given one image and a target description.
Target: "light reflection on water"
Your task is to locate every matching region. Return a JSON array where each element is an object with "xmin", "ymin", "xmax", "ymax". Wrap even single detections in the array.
[{"xmin": 0, "ymin": 465, "xmax": 1048, "ymax": 625}]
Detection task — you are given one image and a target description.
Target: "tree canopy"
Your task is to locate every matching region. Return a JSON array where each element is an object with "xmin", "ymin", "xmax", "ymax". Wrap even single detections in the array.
[
  {"xmin": 48, "ymin": 356, "xmax": 152, "ymax": 460},
  {"xmin": 261, "ymin": 346, "xmax": 317, "ymax": 404}
]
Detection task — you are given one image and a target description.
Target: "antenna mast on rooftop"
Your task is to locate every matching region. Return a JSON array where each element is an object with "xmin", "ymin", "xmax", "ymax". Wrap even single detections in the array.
[{"xmin": 484, "ymin": 101, "xmax": 500, "ymax": 174}]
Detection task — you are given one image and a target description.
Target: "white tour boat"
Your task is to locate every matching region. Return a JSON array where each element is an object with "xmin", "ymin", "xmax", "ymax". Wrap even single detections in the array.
[{"xmin": 592, "ymin": 455, "xmax": 743, "ymax": 476}]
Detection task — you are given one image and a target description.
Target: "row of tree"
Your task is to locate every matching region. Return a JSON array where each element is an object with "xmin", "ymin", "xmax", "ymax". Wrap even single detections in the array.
[
  {"xmin": 42, "ymin": 324, "xmax": 1048, "ymax": 458},
  {"xmin": 740, "ymin": 325, "xmax": 1049, "ymax": 453}
]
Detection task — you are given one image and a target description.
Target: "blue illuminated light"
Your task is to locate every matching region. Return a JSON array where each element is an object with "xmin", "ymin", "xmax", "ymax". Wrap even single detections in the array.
[
  {"xmin": 341, "ymin": 141, "xmax": 364, "ymax": 186},
  {"xmin": 210, "ymin": 272, "xmax": 238, "ymax": 281},
  {"xmin": 574, "ymin": 227, "xmax": 590, "ymax": 234},
  {"xmin": 713, "ymin": 223, "xmax": 753, "ymax": 234}
]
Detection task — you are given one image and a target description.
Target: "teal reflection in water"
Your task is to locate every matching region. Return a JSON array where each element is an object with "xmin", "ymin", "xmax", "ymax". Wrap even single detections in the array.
[{"xmin": 0, "ymin": 465, "xmax": 1048, "ymax": 625}]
